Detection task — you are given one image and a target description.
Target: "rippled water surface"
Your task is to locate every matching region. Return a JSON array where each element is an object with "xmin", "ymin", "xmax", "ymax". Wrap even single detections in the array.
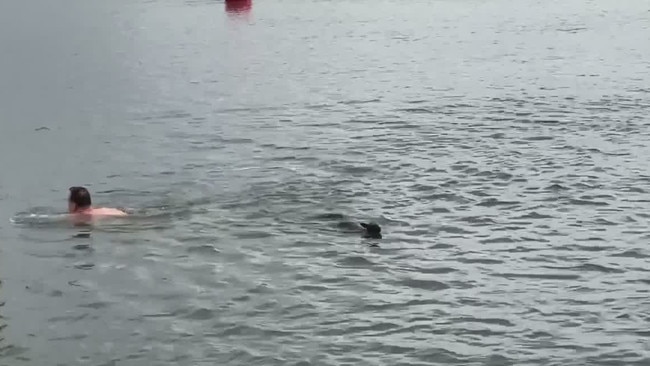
[{"xmin": 1, "ymin": 0, "xmax": 650, "ymax": 365}]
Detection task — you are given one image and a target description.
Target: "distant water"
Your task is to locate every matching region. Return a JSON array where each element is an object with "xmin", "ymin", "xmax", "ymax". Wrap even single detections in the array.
[{"xmin": 1, "ymin": 0, "xmax": 650, "ymax": 365}]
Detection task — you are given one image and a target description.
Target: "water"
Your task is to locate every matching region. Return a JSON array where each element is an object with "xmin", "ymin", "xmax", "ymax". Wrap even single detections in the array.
[{"xmin": 1, "ymin": 0, "xmax": 649, "ymax": 364}]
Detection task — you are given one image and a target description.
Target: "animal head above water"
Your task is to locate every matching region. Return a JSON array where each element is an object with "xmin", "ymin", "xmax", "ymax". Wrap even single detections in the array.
[{"xmin": 360, "ymin": 222, "xmax": 382, "ymax": 239}]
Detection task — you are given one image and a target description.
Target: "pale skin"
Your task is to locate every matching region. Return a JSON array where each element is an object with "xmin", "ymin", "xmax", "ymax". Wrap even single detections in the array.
[{"xmin": 68, "ymin": 202, "xmax": 128, "ymax": 217}]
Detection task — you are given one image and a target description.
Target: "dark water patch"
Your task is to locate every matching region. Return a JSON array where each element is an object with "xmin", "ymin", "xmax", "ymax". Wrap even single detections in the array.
[
  {"xmin": 486, "ymin": 133, "xmax": 506, "ymax": 139},
  {"xmin": 401, "ymin": 229, "xmax": 433, "ymax": 236},
  {"xmin": 457, "ymin": 257, "xmax": 504, "ymax": 264},
  {"xmin": 622, "ymin": 186, "xmax": 645, "ymax": 193},
  {"xmin": 48, "ymin": 313, "xmax": 89, "ymax": 323},
  {"xmin": 524, "ymin": 136, "xmax": 554, "ymax": 141},
  {"xmin": 477, "ymin": 198, "xmax": 520, "ymax": 207},
  {"xmin": 398, "ymin": 278, "xmax": 450, "ymax": 291},
  {"xmin": 429, "ymin": 243, "xmax": 454, "ymax": 249},
  {"xmin": 78, "ymin": 302, "xmax": 111, "ymax": 310},
  {"xmin": 397, "ymin": 108, "xmax": 434, "ymax": 114},
  {"xmin": 368, "ymin": 324, "xmax": 432, "ymax": 338},
  {"xmin": 406, "ymin": 266, "xmax": 457, "ymax": 274},
  {"xmin": 545, "ymin": 183, "xmax": 570, "ymax": 191},
  {"xmin": 187, "ymin": 244, "xmax": 221, "ymax": 255},
  {"xmin": 611, "ymin": 249, "xmax": 648, "ymax": 258},
  {"xmin": 411, "ymin": 347, "xmax": 468, "ymax": 364},
  {"xmin": 335, "ymin": 165, "xmax": 375, "ymax": 175},
  {"xmin": 336, "ymin": 256, "xmax": 376, "ymax": 268},
  {"xmin": 431, "ymin": 207, "xmax": 451, "ymax": 213},
  {"xmin": 234, "ymin": 231, "xmax": 273, "ymax": 239},
  {"xmin": 574, "ymin": 236, "xmax": 606, "ymax": 242},
  {"xmin": 522, "ymin": 256, "xmax": 556, "ymax": 263},
  {"xmin": 288, "ymin": 240, "xmax": 326, "ymax": 249},
  {"xmin": 514, "ymin": 211, "xmax": 553, "ymax": 219},
  {"xmin": 437, "ymin": 225, "xmax": 475, "ymax": 235},
  {"xmin": 142, "ymin": 312, "xmax": 178, "ymax": 319},
  {"xmin": 318, "ymin": 321, "xmax": 399, "ymax": 336},
  {"xmin": 492, "ymin": 225, "xmax": 528, "ymax": 231},
  {"xmin": 457, "ymin": 216, "xmax": 497, "ymax": 225},
  {"xmin": 480, "ymin": 237, "xmax": 517, "ymax": 244},
  {"xmin": 572, "ymin": 244, "xmax": 615, "ymax": 252},
  {"xmin": 568, "ymin": 198, "xmax": 609, "ymax": 206},
  {"xmin": 526, "ymin": 331, "xmax": 554, "ymax": 339},
  {"xmin": 468, "ymin": 190, "xmax": 491, "ymax": 197},
  {"xmin": 453, "ymin": 316, "xmax": 514, "ymax": 327},
  {"xmin": 483, "ymin": 354, "xmax": 516, "ymax": 366},
  {"xmin": 493, "ymin": 273, "xmax": 581, "ymax": 280},
  {"xmin": 184, "ymin": 308, "xmax": 216, "ymax": 320},
  {"xmin": 581, "ymin": 194, "xmax": 616, "ymax": 200},
  {"xmin": 592, "ymin": 218, "xmax": 617, "ymax": 226},
  {"xmin": 0, "ymin": 345, "xmax": 29, "ymax": 358},
  {"xmin": 503, "ymin": 246, "xmax": 542, "ymax": 253},
  {"xmin": 248, "ymin": 283, "xmax": 274, "ymax": 295},
  {"xmin": 544, "ymin": 263, "xmax": 624, "ymax": 274},
  {"xmin": 475, "ymin": 171, "xmax": 513, "ymax": 180},
  {"xmin": 519, "ymin": 236, "xmax": 550, "ymax": 243},
  {"xmin": 421, "ymin": 193, "xmax": 465, "ymax": 202},
  {"xmin": 378, "ymin": 121, "xmax": 420, "ymax": 130},
  {"xmin": 310, "ymin": 212, "xmax": 347, "ymax": 221},
  {"xmin": 137, "ymin": 110, "xmax": 192, "ymax": 121},
  {"xmin": 73, "ymin": 263, "xmax": 95, "ymax": 270},
  {"xmin": 340, "ymin": 98, "xmax": 381, "ymax": 105},
  {"xmin": 294, "ymin": 284, "xmax": 330, "ymax": 293},
  {"xmin": 48, "ymin": 334, "xmax": 87, "ymax": 341}
]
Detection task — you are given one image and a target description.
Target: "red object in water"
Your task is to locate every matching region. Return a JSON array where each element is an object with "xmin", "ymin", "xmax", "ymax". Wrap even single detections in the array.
[{"xmin": 225, "ymin": 0, "xmax": 252, "ymax": 14}]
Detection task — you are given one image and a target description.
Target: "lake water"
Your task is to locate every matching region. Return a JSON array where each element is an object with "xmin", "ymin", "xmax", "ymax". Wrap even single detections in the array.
[{"xmin": 1, "ymin": 0, "xmax": 650, "ymax": 365}]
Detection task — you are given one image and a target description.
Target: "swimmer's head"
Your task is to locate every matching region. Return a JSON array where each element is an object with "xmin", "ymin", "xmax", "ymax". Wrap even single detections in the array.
[{"xmin": 68, "ymin": 186, "xmax": 92, "ymax": 213}]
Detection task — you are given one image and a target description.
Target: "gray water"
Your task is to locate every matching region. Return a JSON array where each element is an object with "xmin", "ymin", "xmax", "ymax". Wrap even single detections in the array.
[{"xmin": 1, "ymin": 0, "xmax": 650, "ymax": 364}]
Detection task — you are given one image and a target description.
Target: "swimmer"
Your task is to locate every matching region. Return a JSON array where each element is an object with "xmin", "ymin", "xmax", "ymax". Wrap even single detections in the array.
[{"xmin": 68, "ymin": 186, "xmax": 127, "ymax": 218}]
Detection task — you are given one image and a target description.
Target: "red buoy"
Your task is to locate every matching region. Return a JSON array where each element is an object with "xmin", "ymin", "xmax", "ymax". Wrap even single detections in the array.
[{"xmin": 225, "ymin": 0, "xmax": 252, "ymax": 14}]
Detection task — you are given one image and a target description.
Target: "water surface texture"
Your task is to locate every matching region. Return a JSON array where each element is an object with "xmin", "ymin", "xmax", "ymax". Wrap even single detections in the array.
[{"xmin": 1, "ymin": 0, "xmax": 650, "ymax": 365}]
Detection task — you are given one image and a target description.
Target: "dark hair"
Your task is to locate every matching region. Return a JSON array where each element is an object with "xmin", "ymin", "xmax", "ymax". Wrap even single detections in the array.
[{"xmin": 69, "ymin": 186, "xmax": 92, "ymax": 208}]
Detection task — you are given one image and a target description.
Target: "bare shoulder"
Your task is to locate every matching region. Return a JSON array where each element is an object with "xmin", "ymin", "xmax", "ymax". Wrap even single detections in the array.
[{"xmin": 92, "ymin": 208, "xmax": 128, "ymax": 216}]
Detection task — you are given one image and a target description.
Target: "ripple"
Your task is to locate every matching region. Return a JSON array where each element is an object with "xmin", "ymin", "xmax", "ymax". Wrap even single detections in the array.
[
  {"xmin": 453, "ymin": 316, "xmax": 514, "ymax": 327},
  {"xmin": 493, "ymin": 273, "xmax": 581, "ymax": 280},
  {"xmin": 514, "ymin": 211, "xmax": 553, "ymax": 219},
  {"xmin": 398, "ymin": 278, "xmax": 450, "ymax": 291},
  {"xmin": 318, "ymin": 321, "xmax": 399, "ymax": 336},
  {"xmin": 611, "ymin": 249, "xmax": 649, "ymax": 258},
  {"xmin": 234, "ymin": 231, "xmax": 273, "ymax": 239},
  {"xmin": 477, "ymin": 198, "xmax": 521, "ymax": 207},
  {"xmin": 336, "ymin": 256, "xmax": 377, "ymax": 267},
  {"xmin": 545, "ymin": 183, "xmax": 570, "ymax": 191},
  {"xmin": 480, "ymin": 237, "xmax": 517, "ymax": 244},
  {"xmin": 184, "ymin": 308, "xmax": 216, "ymax": 320},
  {"xmin": 187, "ymin": 244, "xmax": 221, "ymax": 255},
  {"xmin": 78, "ymin": 302, "xmax": 111, "ymax": 310},
  {"xmin": 407, "ymin": 266, "xmax": 457, "ymax": 274},
  {"xmin": 73, "ymin": 263, "xmax": 95, "ymax": 270},
  {"xmin": 457, "ymin": 257, "xmax": 504, "ymax": 264}
]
